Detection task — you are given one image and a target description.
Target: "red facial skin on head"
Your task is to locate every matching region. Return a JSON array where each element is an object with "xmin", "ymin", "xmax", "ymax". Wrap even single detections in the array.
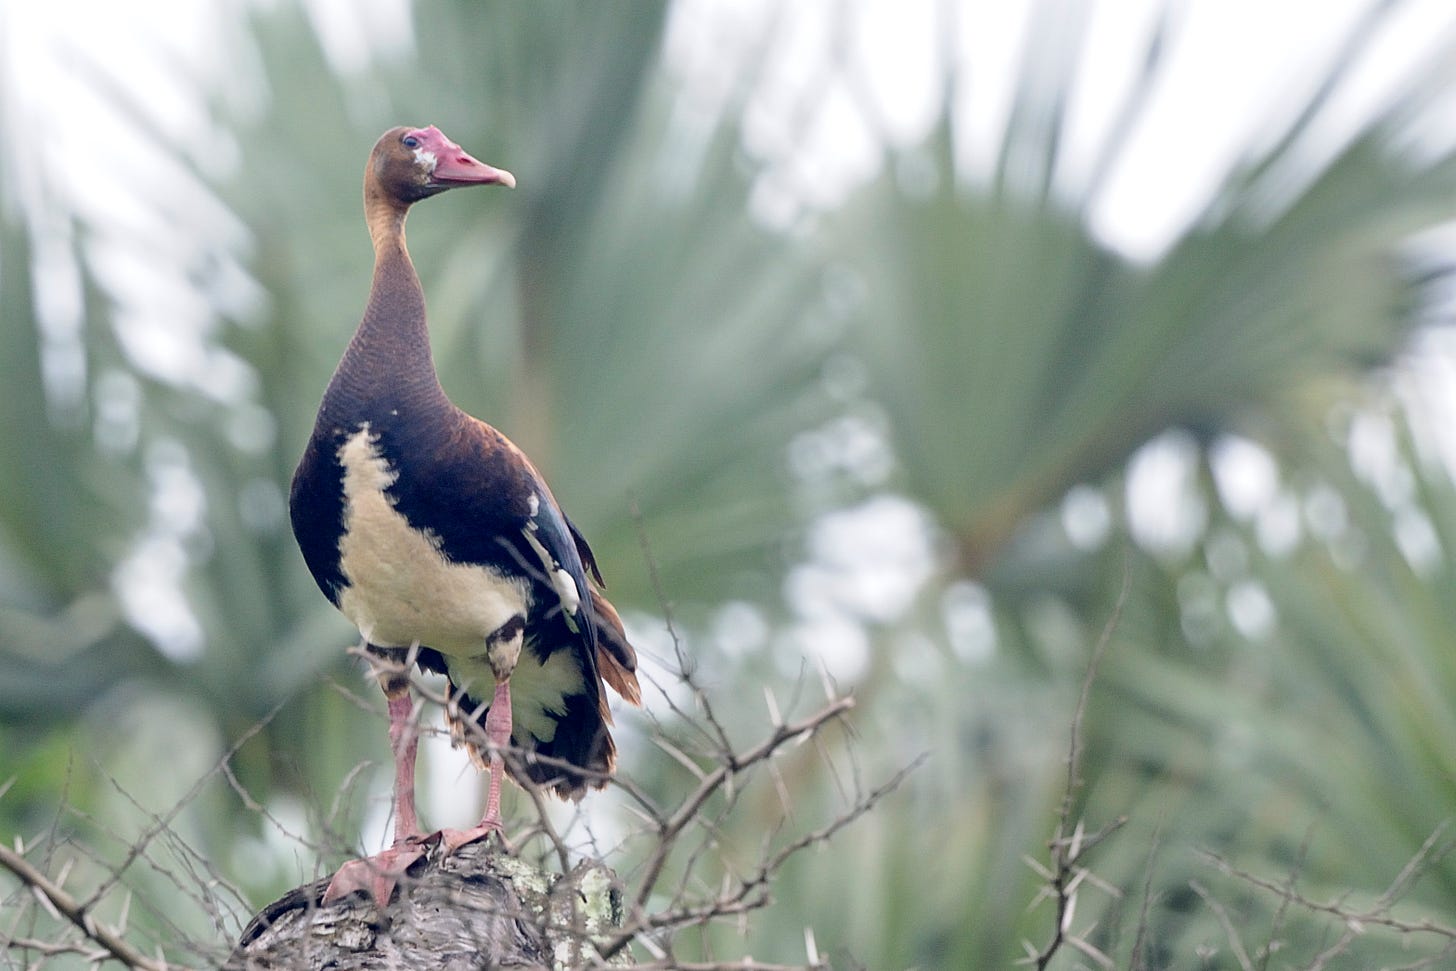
[{"xmin": 406, "ymin": 126, "xmax": 516, "ymax": 188}]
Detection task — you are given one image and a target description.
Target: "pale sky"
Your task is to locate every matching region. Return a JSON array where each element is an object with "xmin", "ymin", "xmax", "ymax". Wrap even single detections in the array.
[
  {"xmin": 664, "ymin": 0, "xmax": 1456, "ymax": 258},
  {"xmin": 9, "ymin": 0, "xmax": 1455, "ymax": 259}
]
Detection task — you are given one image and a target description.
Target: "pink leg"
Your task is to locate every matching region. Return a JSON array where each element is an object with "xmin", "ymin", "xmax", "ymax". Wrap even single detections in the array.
[
  {"xmin": 322, "ymin": 692, "xmax": 429, "ymax": 907},
  {"xmin": 386, "ymin": 693, "xmax": 423, "ymax": 840},
  {"xmin": 439, "ymin": 678, "xmax": 512, "ymax": 854}
]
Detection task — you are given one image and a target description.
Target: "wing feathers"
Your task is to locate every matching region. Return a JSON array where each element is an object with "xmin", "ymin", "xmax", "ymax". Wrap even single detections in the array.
[
  {"xmin": 567, "ymin": 516, "xmax": 607, "ymax": 587},
  {"xmin": 590, "ymin": 591, "xmax": 641, "ymax": 706}
]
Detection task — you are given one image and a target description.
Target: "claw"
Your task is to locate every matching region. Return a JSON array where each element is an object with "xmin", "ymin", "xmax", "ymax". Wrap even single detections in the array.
[
  {"xmin": 321, "ymin": 840, "xmax": 429, "ymax": 909},
  {"xmin": 434, "ymin": 820, "xmax": 504, "ymax": 856}
]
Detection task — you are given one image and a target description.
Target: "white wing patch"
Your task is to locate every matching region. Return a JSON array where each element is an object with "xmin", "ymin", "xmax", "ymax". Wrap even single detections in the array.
[
  {"xmin": 521, "ymin": 525, "xmax": 582, "ymax": 618},
  {"xmin": 552, "ymin": 567, "xmax": 581, "ymax": 615},
  {"xmin": 522, "ymin": 493, "xmax": 580, "ymax": 619}
]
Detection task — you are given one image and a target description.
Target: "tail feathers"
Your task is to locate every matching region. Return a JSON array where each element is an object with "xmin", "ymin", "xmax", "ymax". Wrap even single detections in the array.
[
  {"xmin": 435, "ymin": 589, "xmax": 640, "ymax": 802},
  {"xmin": 444, "ymin": 682, "xmax": 489, "ymax": 771},
  {"xmin": 443, "ymin": 680, "xmax": 615, "ymax": 801},
  {"xmin": 591, "ymin": 591, "xmax": 642, "ymax": 707},
  {"xmin": 566, "ymin": 515, "xmax": 642, "ymax": 707}
]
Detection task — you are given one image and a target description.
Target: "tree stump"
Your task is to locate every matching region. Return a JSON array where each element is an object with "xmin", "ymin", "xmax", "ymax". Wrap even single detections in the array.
[{"xmin": 226, "ymin": 842, "xmax": 631, "ymax": 970}]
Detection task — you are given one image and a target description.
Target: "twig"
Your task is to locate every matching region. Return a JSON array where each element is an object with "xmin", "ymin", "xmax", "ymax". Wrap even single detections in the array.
[
  {"xmin": 83, "ymin": 703, "xmax": 280, "ymax": 911},
  {"xmin": 513, "ymin": 757, "xmax": 574, "ymax": 875},
  {"xmin": 5, "ymin": 935, "xmax": 110, "ymax": 960},
  {"xmin": 627, "ymin": 695, "xmax": 856, "ymax": 921},
  {"xmin": 632, "ymin": 961, "xmax": 826, "ymax": 971},
  {"xmin": 629, "ymin": 497, "xmax": 736, "ymax": 758},
  {"xmin": 1305, "ymin": 926, "xmax": 1359, "ymax": 971},
  {"xmin": 1386, "ymin": 938, "xmax": 1456, "ymax": 970},
  {"xmin": 1066, "ymin": 558, "xmax": 1130, "ymax": 810},
  {"xmin": 1256, "ymin": 820, "xmax": 1315, "ymax": 970},
  {"xmin": 1128, "ymin": 827, "xmax": 1162, "ymax": 971},
  {"xmin": 0, "ymin": 841, "xmax": 179, "ymax": 971},
  {"xmin": 586, "ymin": 695, "xmax": 865, "ymax": 962},
  {"xmin": 1025, "ymin": 556, "xmax": 1131, "ymax": 969},
  {"xmin": 1200, "ymin": 832, "xmax": 1456, "ymax": 944},
  {"xmin": 1190, "ymin": 880, "xmax": 1255, "ymax": 971},
  {"xmin": 631, "ymin": 750, "xmax": 923, "ymax": 948}
]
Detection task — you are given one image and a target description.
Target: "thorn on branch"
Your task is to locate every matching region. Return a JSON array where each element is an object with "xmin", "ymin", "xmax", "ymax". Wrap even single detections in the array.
[{"xmin": 0, "ymin": 841, "xmax": 176, "ymax": 971}]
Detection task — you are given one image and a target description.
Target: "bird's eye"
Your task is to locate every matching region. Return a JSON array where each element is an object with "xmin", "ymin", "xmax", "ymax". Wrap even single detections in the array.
[{"xmin": 402, "ymin": 135, "xmax": 420, "ymax": 149}]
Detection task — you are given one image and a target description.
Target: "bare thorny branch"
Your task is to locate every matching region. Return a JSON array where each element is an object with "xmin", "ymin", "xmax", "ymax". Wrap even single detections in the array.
[
  {"xmin": 0, "ymin": 705, "xmax": 288, "ymax": 971},
  {"xmin": 1, "ymin": 659, "xmax": 893, "ymax": 970},
  {"xmin": 13, "ymin": 526, "xmax": 1456, "ymax": 971},
  {"xmin": 1198, "ymin": 819, "xmax": 1456, "ymax": 966},
  {"xmin": 0, "ymin": 838, "xmax": 170, "ymax": 971},
  {"xmin": 1018, "ymin": 558, "xmax": 1132, "ymax": 971},
  {"xmin": 424, "ymin": 645, "xmax": 901, "ymax": 967},
  {"xmin": 2, "ymin": 510, "xmax": 918, "ymax": 971}
]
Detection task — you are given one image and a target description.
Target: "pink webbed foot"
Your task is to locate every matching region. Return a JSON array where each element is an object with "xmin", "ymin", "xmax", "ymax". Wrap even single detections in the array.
[
  {"xmin": 435, "ymin": 818, "xmax": 505, "ymax": 855},
  {"xmin": 322, "ymin": 687, "xmax": 431, "ymax": 909},
  {"xmin": 321, "ymin": 838, "xmax": 429, "ymax": 908}
]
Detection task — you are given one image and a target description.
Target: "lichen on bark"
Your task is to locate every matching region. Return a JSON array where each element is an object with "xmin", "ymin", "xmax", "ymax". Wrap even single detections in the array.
[{"xmin": 227, "ymin": 842, "xmax": 631, "ymax": 970}]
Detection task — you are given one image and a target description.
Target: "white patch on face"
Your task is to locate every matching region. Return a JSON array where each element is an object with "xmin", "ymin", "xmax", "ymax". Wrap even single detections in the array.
[
  {"xmin": 335, "ymin": 426, "xmax": 529, "ymax": 654},
  {"xmin": 446, "ymin": 648, "xmax": 586, "ymax": 744},
  {"xmin": 412, "ymin": 147, "xmax": 438, "ymax": 173},
  {"xmin": 521, "ymin": 526, "xmax": 581, "ymax": 617}
]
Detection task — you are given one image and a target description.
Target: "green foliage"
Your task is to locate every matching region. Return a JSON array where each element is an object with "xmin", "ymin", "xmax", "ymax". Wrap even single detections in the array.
[{"xmin": 4, "ymin": 1, "xmax": 1456, "ymax": 968}]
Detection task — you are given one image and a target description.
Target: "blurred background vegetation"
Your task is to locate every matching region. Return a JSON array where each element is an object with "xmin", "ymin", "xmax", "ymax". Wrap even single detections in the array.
[{"xmin": 5, "ymin": 0, "xmax": 1456, "ymax": 967}]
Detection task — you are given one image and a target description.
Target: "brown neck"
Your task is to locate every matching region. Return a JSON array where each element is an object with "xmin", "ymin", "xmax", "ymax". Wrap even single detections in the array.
[
  {"xmin": 365, "ymin": 186, "xmax": 408, "ymax": 253},
  {"xmin": 327, "ymin": 190, "xmax": 446, "ymax": 412}
]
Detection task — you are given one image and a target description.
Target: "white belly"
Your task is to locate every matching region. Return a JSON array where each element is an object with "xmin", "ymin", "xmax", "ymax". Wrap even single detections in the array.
[{"xmin": 335, "ymin": 427, "xmax": 528, "ymax": 655}]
